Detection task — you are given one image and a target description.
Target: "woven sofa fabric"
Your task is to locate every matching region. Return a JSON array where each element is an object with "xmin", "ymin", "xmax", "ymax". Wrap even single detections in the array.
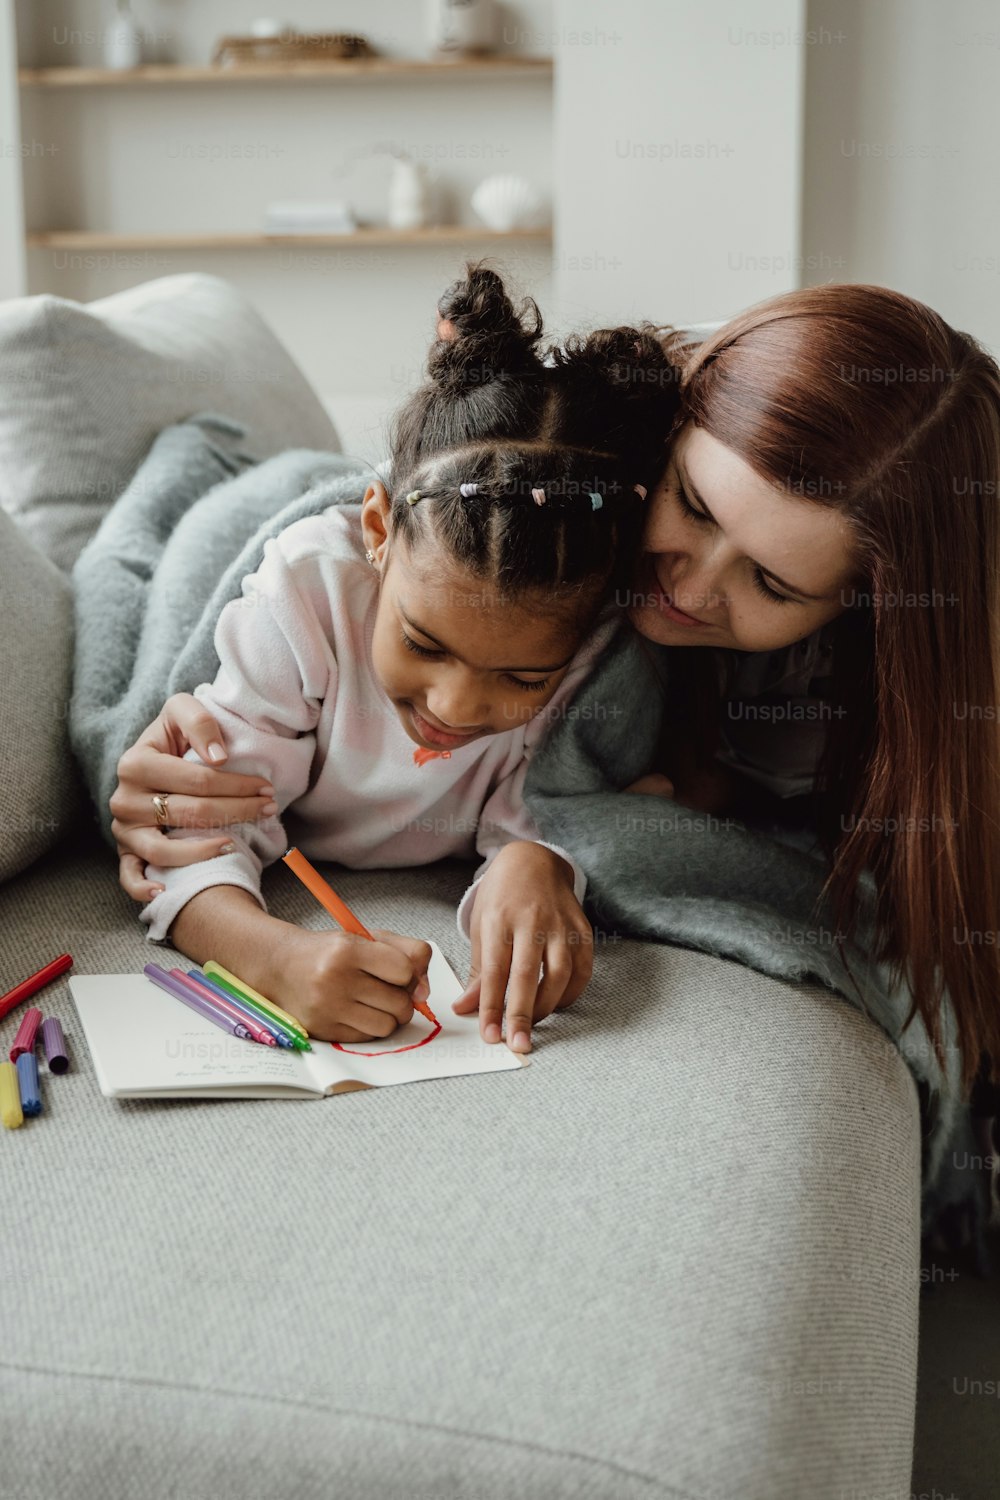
[
  {"xmin": 0, "ymin": 273, "xmax": 340, "ymax": 571},
  {"xmin": 0, "ymin": 506, "xmax": 86, "ymax": 882},
  {"xmin": 0, "ymin": 835, "xmax": 920, "ymax": 1500}
]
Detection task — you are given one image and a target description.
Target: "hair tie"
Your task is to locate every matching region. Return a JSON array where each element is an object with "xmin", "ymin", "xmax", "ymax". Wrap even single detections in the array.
[
  {"xmin": 531, "ymin": 487, "xmax": 546, "ymax": 506},
  {"xmin": 588, "ymin": 492, "xmax": 603, "ymax": 511},
  {"xmin": 459, "ymin": 482, "xmax": 479, "ymax": 498},
  {"xmin": 633, "ymin": 484, "xmax": 647, "ymax": 501},
  {"xmin": 405, "ymin": 490, "xmax": 422, "ymax": 505}
]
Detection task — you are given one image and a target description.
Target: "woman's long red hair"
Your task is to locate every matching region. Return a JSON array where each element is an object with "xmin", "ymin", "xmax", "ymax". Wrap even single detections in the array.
[{"xmin": 667, "ymin": 285, "xmax": 1000, "ymax": 1091}]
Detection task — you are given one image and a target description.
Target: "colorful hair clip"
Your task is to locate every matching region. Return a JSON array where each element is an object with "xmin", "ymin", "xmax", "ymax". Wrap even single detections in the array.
[
  {"xmin": 588, "ymin": 492, "xmax": 603, "ymax": 511},
  {"xmin": 633, "ymin": 484, "xmax": 648, "ymax": 500},
  {"xmin": 405, "ymin": 490, "xmax": 422, "ymax": 505},
  {"xmin": 531, "ymin": 487, "xmax": 546, "ymax": 506},
  {"xmin": 459, "ymin": 482, "xmax": 480, "ymax": 498}
]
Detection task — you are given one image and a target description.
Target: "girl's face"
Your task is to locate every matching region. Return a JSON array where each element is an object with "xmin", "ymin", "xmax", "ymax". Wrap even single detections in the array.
[
  {"xmin": 630, "ymin": 424, "xmax": 860, "ymax": 653},
  {"xmin": 362, "ymin": 487, "xmax": 587, "ymax": 752}
]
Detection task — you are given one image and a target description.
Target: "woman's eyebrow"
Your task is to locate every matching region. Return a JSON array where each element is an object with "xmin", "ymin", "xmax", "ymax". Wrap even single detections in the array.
[
  {"xmin": 676, "ymin": 460, "xmax": 826, "ymax": 602},
  {"xmin": 399, "ymin": 610, "xmax": 574, "ymax": 673}
]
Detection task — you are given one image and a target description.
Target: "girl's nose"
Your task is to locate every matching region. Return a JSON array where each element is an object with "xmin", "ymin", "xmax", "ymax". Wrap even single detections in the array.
[{"xmin": 426, "ymin": 675, "xmax": 489, "ymax": 729}]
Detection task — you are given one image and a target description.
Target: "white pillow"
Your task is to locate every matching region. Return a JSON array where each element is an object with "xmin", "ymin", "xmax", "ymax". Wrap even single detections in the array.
[{"xmin": 0, "ymin": 273, "xmax": 341, "ymax": 571}]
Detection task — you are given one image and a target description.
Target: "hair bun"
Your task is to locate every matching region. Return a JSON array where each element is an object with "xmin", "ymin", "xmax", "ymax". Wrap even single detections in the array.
[{"xmin": 429, "ymin": 262, "xmax": 544, "ymax": 390}]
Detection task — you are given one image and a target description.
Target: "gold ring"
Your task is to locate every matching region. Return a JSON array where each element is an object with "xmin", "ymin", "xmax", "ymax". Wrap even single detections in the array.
[{"xmin": 152, "ymin": 793, "xmax": 170, "ymax": 828}]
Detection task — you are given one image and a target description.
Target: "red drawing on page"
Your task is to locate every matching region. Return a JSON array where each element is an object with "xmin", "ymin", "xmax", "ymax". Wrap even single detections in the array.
[{"xmin": 331, "ymin": 1003, "xmax": 442, "ymax": 1056}]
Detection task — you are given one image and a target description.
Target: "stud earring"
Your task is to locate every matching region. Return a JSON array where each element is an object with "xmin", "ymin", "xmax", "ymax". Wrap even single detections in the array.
[{"xmin": 365, "ymin": 548, "xmax": 378, "ymax": 567}]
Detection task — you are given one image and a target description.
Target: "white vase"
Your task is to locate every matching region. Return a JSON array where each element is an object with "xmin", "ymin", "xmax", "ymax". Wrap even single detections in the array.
[
  {"xmin": 426, "ymin": 0, "xmax": 497, "ymax": 55},
  {"xmin": 105, "ymin": 0, "xmax": 142, "ymax": 70},
  {"xmin": 388, "ymin": 157, "xmax": 429, "ymax": 231}
]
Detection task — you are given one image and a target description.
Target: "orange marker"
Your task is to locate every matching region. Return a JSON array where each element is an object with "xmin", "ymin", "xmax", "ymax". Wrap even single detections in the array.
[{"xmin": 281, "ymin": 848, "xmax": 435, "ymax": 1024}]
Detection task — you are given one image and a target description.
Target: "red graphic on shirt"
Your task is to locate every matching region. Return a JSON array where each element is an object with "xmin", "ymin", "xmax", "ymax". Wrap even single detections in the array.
[
  {"xmin": 331, "ymin": 1004, "xmax": 442, "ymax": 1056},
  {"xmin": 413, "ymin": 747, "xmax": 451, "ymax": 766}
]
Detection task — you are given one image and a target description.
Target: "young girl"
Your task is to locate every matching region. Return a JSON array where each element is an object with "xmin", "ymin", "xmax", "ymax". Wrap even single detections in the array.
[{"xmin": 139, "ymin": 265, "xmax": 679, "ymax": 1052}]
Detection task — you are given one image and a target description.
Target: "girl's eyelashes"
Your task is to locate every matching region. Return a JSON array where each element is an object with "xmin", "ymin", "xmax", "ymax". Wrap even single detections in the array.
[
  {"xmin": 401, "ymin": 630, "xmax": 440, "ymax": 660},
  {"xmin": 674, "ymin": 480, "xmax": 793, "ymax": 606},
  {"xmin": 400, "ymin": 631, "xmax": 552, "ymax": 692}
]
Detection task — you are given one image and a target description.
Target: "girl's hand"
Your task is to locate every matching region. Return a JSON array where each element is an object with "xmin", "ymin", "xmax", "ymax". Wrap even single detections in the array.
[
  {"xmin": 452, "ymin": 842, "xmax": 595, "ymax": 1054},
  {"xmin": 110, "ymin": 693, "xmax": 277, "ymax": 902},
  {"xmin": 276, "ymin": 926, "xmax": 433, "ymax": 1044}
]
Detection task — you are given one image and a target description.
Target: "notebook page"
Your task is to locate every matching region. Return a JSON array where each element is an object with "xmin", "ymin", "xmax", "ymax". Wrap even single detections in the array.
[
  {"xmin": 307, "ymin": 942, "xmax": 526, "ymax": 1092},
  {"xmin": 70, "ymin": 974, "xmax": 322, "ymax": 1099}
]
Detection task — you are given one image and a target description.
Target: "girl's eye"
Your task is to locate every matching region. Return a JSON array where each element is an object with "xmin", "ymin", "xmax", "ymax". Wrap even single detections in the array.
[
  {"xmin": 401, "ymin": 631, "xmax": 441, "ymax": 658},
  {"xmin": 402, "ymin": 631, "xmax": 550, "ymax": 691},
  {"xmin": 751, "ymin": 570, "xmax": 792, "ymax": 606}
]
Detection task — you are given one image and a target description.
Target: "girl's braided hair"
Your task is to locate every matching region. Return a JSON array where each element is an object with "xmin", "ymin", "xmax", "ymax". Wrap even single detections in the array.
[{"xmin": 387, "ymin": 262, "xmax": 682, "ymax": 613}]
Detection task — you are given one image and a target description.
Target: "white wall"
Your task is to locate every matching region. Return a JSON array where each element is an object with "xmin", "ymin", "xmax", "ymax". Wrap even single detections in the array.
[
  {"xmin": 803, "ymin": 0, "xmax": 1000, "ymax": 353},
  {"xmin": 551, "ymin": 0, "xmax": 806, "ymax": 333}
]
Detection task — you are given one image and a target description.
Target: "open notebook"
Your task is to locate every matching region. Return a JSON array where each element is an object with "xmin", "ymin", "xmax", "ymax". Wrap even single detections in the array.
[{"xmin": 69, "ymin": 943, "xmax": 526, "ymax": 1100}]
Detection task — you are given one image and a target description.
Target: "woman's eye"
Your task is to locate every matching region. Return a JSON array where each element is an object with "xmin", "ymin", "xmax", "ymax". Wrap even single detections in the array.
[
  {"xmin": 676, "ymin": 485, "xmax": 711, "ymax": 523},
  {"xmin": 401, "ymin": 631, "xmax": 441, "ymax": 658},
  {"xmin": 505, "ymin": 675, "xmax": 550, "ymax": 694},
  {"xmin": 751, "ymin": 570, "xmax": 792, "ymax": 606}
]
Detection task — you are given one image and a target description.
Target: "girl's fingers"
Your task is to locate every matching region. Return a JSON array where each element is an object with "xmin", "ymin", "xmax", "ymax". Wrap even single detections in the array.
[
  {"xmin": 476, "ymin": 925, "xmax": 515, "ymax": 1046},
  {"xmin": 553, "ymin": 925, "xmax": 595, "ymax": 1011},
  {"xmin": 452, "ymin": 973, "xmax": 481, "ymax": 1014},
  {"xmin": 502, "ymin": 930, "xmax": 543, "ymax": 1054},
  {"xmin": 531, "ymin": 941, "xmax": 576, "ymax": 1023}
]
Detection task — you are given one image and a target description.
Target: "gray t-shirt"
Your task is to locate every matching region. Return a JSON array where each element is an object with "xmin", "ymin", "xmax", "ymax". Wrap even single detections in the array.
[{"xmin": 713, "ymin": 623, "xmax": 838, "ymax": 798}]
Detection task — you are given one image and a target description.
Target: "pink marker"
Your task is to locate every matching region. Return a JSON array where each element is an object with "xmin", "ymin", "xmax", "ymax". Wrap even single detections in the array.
[
  {"xmin": 9, "ymin": 1007, "xmax": 42, "ymax": 1062},
  {"xmin": 168, "ymin": 970, "xmax": 277, "ymax": 1047}
]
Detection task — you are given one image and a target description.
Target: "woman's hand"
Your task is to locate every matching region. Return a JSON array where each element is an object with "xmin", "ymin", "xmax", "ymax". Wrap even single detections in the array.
[
  {"xmin": 452, "ymin": 842, "xmax": 595, "ymax": 1054},
  {"xmin": 110, "ymin": 693, "xmax": 278, "ymax": 902}
]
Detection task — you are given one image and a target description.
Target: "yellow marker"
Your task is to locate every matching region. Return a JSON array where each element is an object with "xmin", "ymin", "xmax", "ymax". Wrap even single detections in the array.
[
  {"xmin": 203, "ymin": 961, "xmax": 310, "ymax": 1043},
  {"xmin": 0, "ymin": 1060, "xmax": 24, "ymax": 1129}
]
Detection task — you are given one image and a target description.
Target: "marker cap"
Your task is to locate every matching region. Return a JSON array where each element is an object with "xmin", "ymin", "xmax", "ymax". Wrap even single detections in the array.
[
  {"xmin": 40, "ymin": 1017, "xmax": 69, "ymax": 1074},
  {"xmin": 10, "ymin": 1006, "xmax": 42, "ymax": 1062},
  {"xmin": 16, "ymin": 1052, "xmax": 41, "ymax": 1116}
]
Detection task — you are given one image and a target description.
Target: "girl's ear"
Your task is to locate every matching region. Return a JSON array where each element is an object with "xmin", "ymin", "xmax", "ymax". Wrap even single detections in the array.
[{"xmin": 361, "ymin": 482, "xmax": 392, "ymax": 565}]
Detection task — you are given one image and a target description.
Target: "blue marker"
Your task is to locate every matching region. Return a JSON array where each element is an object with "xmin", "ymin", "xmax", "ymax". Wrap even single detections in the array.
[
  {"xmin": 186, "ymin": 970, "xmax": 294, "ymax": 1048},
  {"xmin": 16, "ymin": 1052, "xmax": 42, "ymax": 1116}
]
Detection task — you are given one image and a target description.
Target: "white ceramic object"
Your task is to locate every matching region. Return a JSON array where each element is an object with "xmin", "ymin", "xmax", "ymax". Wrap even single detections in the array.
[
  {"xmin": 105, "ymin": 0, "xmax": 142, "ymax": 70},
  {"xmin": 470, "ymin": 174, "xmax": 544, "ymax": 233},
  {"xmin": 249, "ymin": 19, "xmax": 288, "ymax": 39},
  {"xmin": 426, "ymin": 0, "xmax": 497, "ymax": 54},
  {"xmin": 388, "ymin": 156, "xmax": 430, "ymax": 231}
]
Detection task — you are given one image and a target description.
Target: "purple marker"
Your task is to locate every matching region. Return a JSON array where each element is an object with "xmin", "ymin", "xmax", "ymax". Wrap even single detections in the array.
[
  {"xmin": 40, "ymin": 1017, "xmax": 69, "ymax": 1074},
  {"xmin": 143, "ymin": 964, "xmax": 255, "ymax": 1041}
]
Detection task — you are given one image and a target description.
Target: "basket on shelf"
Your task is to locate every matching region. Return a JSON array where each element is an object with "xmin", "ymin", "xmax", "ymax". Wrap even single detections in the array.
[{"xmin": 211, "ymin": 33, "xmax": 377, "ymax": 68}]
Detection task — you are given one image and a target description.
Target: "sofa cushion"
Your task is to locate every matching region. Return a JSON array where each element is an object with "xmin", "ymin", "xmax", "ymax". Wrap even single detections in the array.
[
  {"xmin": 0, "ymin": 273, "xmax": 341, "ymax": 570},
  {"xmin": 0, "ymin": 506, "xmax": 86, "ymax": 883},
  {"xmin": 0, "ymin": 835, "xmax": 921, "ymax": 1500}
]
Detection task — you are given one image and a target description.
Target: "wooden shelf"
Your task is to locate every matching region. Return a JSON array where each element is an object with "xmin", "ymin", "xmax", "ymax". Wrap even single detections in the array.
[
  {"xmin": 26, "ymin": 227, "xmax": 553, "ymax": 251},
  {"xmin": 18, "ymin": 57, "xmax": 552, "ymax": 88}
]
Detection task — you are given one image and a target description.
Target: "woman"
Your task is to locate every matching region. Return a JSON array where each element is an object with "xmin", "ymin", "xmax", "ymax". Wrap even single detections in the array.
[{"xmin": 108, "ymin": 281, "xmax": 1000, "ymax": 1094}]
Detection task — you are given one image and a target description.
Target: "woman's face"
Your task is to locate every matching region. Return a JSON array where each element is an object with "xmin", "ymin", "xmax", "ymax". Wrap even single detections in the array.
[{"xmin": 629, "ymin": 424, "xmax": 860, "ymax": 653}]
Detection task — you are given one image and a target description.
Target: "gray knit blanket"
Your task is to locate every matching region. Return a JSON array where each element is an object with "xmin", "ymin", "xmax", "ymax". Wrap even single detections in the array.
[{"xmin": 69, "ymin": 416, "xmax": 992, "ymax": 1263}]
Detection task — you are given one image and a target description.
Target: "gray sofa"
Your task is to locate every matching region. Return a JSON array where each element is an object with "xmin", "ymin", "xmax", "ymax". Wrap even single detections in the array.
[{"xmin": 0, "ymin": 274, "xmax": 995, "ymax": 1500}]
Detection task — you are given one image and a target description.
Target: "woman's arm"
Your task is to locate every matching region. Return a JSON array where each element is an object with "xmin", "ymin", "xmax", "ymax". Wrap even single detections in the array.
[{"xmin": 111, "ymin": 693, "xmax": 277, "ymax": 901}]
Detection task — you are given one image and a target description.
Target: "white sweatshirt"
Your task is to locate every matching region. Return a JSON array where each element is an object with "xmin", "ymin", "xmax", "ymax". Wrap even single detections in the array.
[{"xmin": 140, "ymin": 503, "xmax": 620, "ymax": 944}]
